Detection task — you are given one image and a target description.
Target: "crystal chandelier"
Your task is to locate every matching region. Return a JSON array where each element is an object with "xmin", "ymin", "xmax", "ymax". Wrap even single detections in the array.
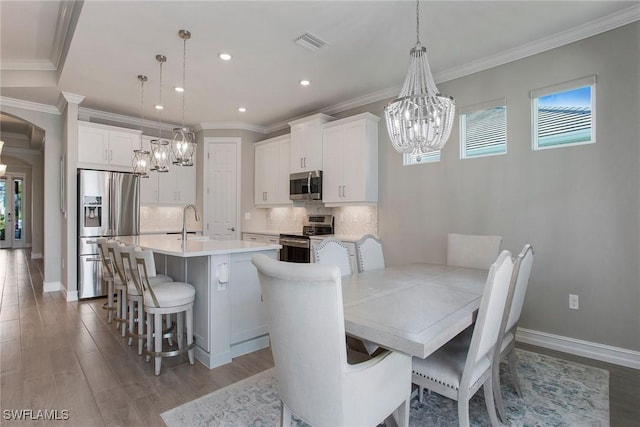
[
  {"xmin": 150, "ymin": 54, "xmax": 171, "ymax": 173},
  {"xmin": 132, "ymin": 75, "xmax": 151, "ymax": 177},
  {"xmin": 384, "ymin": 0, "xmax": 455, "ymax": 155},
  {"xmin": 172, "ymin": 29, "xmax": 195, "ymax": 167}
]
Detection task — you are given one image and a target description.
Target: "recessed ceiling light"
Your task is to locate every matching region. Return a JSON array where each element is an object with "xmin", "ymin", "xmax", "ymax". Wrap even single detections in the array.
[
  {"xmin": 174, "ymin": 86, "xmax": 184, "ymax": 93},
  {"xmin": 154, "ymin": 104, "xmax": 164, "ymax": 110},
  {"xmin": 299, "ymin": 80, "xmax": 311, "ymax": 86},
  {"xmin": 238, "ymin": 107, "xmax": 246, "ymax": 112},
  {"xmin": 219, "ymin": 53, "xmax": 232, "ymax": 61}
]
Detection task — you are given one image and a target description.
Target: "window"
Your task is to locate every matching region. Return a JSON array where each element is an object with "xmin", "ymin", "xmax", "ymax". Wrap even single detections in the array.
[
  {"xmin": 531, "ymin": 75, "xmax": 595, "ymax": 150},
  {"xmin": 459, "ymin": 98, "xmax": 507, "ymax": 159},
  {"xmin": 403, "ymin": 150, "xmax": 440, "ymax": 166}
]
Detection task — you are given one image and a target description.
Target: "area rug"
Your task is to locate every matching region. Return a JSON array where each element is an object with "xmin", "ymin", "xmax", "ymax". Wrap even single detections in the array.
[{"xmin": 161, "ymin": 349, "xmax": 609, "ymax": 427}]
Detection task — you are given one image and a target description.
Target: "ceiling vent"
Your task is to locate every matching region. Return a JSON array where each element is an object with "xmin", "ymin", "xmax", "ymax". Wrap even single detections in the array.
[{"xmin": 295, "ymin": 32, "xmax": 328, "ymax": 51}]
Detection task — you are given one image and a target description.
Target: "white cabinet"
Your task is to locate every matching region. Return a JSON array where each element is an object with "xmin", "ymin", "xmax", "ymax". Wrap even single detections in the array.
[
  {"xmin": 288, "ymin": 114, "xmax": 334, "ymax": 174},
  {"xmin": 254, "ymin": 135, "xmax": 292, "ymax": 207},
  {"xmin": 78, "ymin": 122, "xmax": 141, "ymax": 170},
  {"xmin": 322, "ymin": 113, "xmax": 379, "ymax": 206},
  {"xmin": 242, "ymin": 233, "xmax": 279, "ymax": 244},
  {"xmin": 139, "ymin": 135, "xmax": 196, "ymax": 205}
]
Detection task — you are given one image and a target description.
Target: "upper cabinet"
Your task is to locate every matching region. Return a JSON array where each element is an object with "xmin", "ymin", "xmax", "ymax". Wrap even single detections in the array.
[
  {"xmin": 254, "ymin": 134, "xmax": 292, "ymax": 207},
  {"xmin": 288, "ymin": 114, "xmax": 335, "ymax": 174},
  {"xmin": 78, "ymin": 122, "xmax": 141, "ymax": 170},
  {"xmin": 138, "ymin": 135, "xmax": 197, "ymax": 206},
  {"xmin": 322, "ymin": 113, "xmax": 379, "ymax": 207}
]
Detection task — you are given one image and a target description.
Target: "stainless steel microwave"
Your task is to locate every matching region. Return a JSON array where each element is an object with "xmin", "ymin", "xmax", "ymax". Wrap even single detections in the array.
[{"xmin": 290, "ymin": 171, "xmax": 322, "ymax": 201}]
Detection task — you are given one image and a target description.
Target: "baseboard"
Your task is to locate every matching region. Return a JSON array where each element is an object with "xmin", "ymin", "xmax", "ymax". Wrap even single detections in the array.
[
  {"xmin": 43, "ymin": 281, "xmax": 62, "ymax": 293},
  {"xmin": 31, "ymin": 252, "xmax": 43, "ymax": 259},
  {"xmin": 64, "ymin": 289, "xmax": 78, "ymax": 302},
  {"xmin": 231, "ymin": 335, "xmax": 271, "ymax": 359},
  {"xmin": 516, "ymin": 327, "xmax": 640, "ymax": 370}
]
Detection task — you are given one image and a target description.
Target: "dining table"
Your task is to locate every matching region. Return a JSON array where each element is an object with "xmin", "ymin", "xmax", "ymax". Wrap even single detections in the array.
[{"xmin": 341, "ymin": 263, "xmax": 488, "ymax": 359}]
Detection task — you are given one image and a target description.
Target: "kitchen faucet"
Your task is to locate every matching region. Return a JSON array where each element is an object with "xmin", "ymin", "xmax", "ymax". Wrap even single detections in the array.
[{"xmin": 182, "ymin": 204, "xmax": 200, "ymax": 241}]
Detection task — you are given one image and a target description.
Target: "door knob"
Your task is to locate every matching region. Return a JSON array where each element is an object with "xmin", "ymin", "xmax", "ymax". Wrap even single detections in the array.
[{"xmin": 228, "ymin": 227, "xmax": 236, "ymax": 232}]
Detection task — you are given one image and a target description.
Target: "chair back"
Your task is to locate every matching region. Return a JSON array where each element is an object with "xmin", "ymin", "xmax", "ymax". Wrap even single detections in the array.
[
  {"xmin": 107, "ymin": 241, "xmax": 127, "ymax": 283},
  {"xmin": 251, "ymin": 254, "xmax": 349, "ymax": 425},
  {"xmin": 504, "ymin": 244, "xmax": 534, "ymax": 333},
  {"xmin": 313, "ymin": 237, "xmax": 352, "ymax": 276},
  {"xmin": 462, "ymin": 250, "xmax": 514, "ymax": 385},
  {"xmin": 119, "ymin": 245, "xmax": 143, "ymax": 294},
  {"xmin": 134, "ymin": 249, "xmax": 161, "ymax": 307},
  {"xmin": 447, "ymin": 233, "xmax": 502, "ymax": 270},
  {"xmin": 355, "ymin": 234, "xmax": 385, "ymax": 272},
  {"xmin": 97, "ymin": 238, "xmax": 114, "ymax": 277}
]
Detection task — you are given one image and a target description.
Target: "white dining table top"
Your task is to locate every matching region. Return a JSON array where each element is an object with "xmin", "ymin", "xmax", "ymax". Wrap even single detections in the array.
[{"xmin": 341, "ymin": 263, "xmax": 488, "ymax": 359}]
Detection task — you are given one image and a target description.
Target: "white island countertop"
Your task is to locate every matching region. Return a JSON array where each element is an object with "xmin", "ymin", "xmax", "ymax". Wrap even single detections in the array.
[{"xmin": 118, "ymin": 234, "xmax": 281, "ymax": 258}]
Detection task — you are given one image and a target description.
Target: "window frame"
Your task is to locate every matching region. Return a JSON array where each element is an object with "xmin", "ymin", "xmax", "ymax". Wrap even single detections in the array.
[
  {"xmin": 531, "ymin": 75, "xmax": 596, "ymax": 151},
  {"xmin": 459, "ymin": 97, "xmax": 508, "ymax": 160}
]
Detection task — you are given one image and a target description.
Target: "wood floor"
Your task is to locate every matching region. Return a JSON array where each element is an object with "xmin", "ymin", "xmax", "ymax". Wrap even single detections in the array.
[{"xmin": 1, "ymin": 249, "xmax": 638, "ymax": 426}]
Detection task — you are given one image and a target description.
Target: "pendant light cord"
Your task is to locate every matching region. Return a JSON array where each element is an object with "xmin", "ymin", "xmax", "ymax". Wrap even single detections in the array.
[
  {"xmin": 139, "ymin": 77, "xmax": 145, "ymax": 149},
  {"xmin": 181, "ymin": 36, "xmax": 187, "ymax": 128},
  {"xmin": 416, "ymin": 0, "xmax": 420, "ymax": 45}
]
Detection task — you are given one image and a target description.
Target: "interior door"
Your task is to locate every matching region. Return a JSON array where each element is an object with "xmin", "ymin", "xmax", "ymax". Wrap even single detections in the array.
[
  {"xmin": 0, "ymin": 174, "xmax": 25, "ymax": 249},
  {"xmin": 205, "ymin": 139, "xmax": 239, "ymax": 240}
]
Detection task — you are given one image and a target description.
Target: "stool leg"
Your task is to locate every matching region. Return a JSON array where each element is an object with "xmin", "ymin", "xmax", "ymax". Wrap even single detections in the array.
[
  {"xmin": 121, "ymin": 292, "xmax": 128, "ymax": 338},
  {"xmin": 186, "ymin": 307, "xmax": 194, "ymax": 365},
  {"xmin": 166, "ymin": 313, "xmax": 173, "ymax": 346},
  {"xmin": 107, "ymin": 281, "xmax": 114, "ymax": 323},
  {"xmin": 146, "ymin": 312, "xmax": 152, "ymax": 362},
  {"xmin": 128, "ymin": 298, "xmax": 135, "ymax": 345},
  {"xmin": 115, "ymin": 288, "xmax": 121, "ymax": 330},
  {"xmin": 154, "ymin": 312, "xmax": 163, "ymax": 375},
  {"xmin": 138, "ymin": 303, "xmax": 145, "ymax": 356},
  {"xmin": 177, "ymin": 311, "xmax": 184, "ymax": 350}
]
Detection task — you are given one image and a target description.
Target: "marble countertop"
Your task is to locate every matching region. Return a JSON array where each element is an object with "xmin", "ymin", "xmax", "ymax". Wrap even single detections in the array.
[
  {"xmin": 242, "ymin": 230, "xmax": 370, "ymax": 243},
  {"xmin": 118, "ymin": 234, "xmax": 281, "ymax": 258}
]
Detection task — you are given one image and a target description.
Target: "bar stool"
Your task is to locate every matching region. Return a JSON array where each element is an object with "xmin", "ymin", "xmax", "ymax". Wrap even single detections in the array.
[
  {"xmin": 96, "ymin": 238, "xmax": 117, "ymax": 323},
  {"xmin": 134, "ymin": 249, "xmax": 196, "ymax": 375},
  {"xmin": 107, "ymin": 240, "xmax": 131, "ymax": 336},
  {"xmin": 118, "ymin": 245, "xmax": 172, "ymax": 354}
]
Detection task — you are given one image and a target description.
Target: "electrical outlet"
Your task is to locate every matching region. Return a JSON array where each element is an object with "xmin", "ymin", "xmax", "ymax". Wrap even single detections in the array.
[
  {"xmin": 244, "ymin": 212, "xmax": 251, "ymax": 220},
  {"xmin": 569, "ymin": 294, "xmax": 579, "ymax": 310}
]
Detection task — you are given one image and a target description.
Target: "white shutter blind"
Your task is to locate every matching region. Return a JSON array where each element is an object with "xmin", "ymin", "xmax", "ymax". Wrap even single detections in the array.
[{"xmin": 460, "ymin": 98, "xmax": 507, "ymax": 159}]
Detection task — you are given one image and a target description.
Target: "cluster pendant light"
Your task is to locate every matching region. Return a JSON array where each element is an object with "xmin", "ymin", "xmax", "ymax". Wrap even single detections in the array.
[
  {"xmin": 150, "ymin": 54, "xmax": 171, "ymax": 173},
  {"xmin": 132, "ymin": 75, "xmax": 151, "ymax": 178},
  {"xmin": 384, "ymin": 0, "xmax": 455, "ymax": 156},
  {"xmin": 172, "ymin": 29, "xmax": 195, "ymax": 167}
]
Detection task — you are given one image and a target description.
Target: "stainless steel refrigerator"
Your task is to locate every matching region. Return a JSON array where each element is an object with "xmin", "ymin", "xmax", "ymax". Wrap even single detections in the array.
[{"xmin": 77, "ymin": 169, "xmax": 139, "ymax": 299}]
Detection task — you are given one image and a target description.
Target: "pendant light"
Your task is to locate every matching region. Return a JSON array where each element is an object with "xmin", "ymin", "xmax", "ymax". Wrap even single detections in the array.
[
  {"xmin": 150, "ymin": 54, "xmax": 171, "ymax": 173},
  {"xmin": 384, "ymin": 0, "xmax": 455, "ymax": 155},
  {"xmin": 132, "ymin": 75, "xmax": 151, "ymax": 178},
  {"xmin": 172, "ymin": 29, "xmax": 195, "ymax": 167}
]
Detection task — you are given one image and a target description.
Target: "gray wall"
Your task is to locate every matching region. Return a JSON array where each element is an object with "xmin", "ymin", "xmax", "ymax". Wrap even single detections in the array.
[{"xmin": 341, "ymin": 23, "xmax": 639, "ymax": 351}]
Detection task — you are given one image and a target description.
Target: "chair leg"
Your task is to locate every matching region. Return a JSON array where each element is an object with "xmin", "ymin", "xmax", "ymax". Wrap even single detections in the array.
[
  {"xmin": 507, "ymin": 349, "xmax": 523, "ymax": 397},
  {"xmin": 154, "ymin": 312, "xmax": 163, "ymax": 375},
  {"xmin": 280, "ymin": 401, "xmax": 292, "ymax": 427},
  {"xmin": 146, "ymin": 312, "xmax": 152, "ymax": 362},
  {"xmin": 186, "ymin": 307, "xmax": 194, "ymax": 365},
  {"xmin": 128, "ymin": 299, "xmax": 135, "ymax": 346},
  {"xmin": 177, "ymin": 311, "xmax": 184, "ymax": 350},
  {"xmin": 418, "ymin": 386, "xmax": 425, "ymax": 403},
  {"xmin": 121, "ymin": 292, "xmax": 128, "ymax": 338},
  {"xmin": 138, "ymin": 304, "xmax": 145, "ymax": 356},
  {"xmin": 457, "ymin": 398, "xmax": 470, "ymax": 427},
  {"xmin": 484, "ymin": 377, "xmax": 501, "ymax": 427},
  {"xmin": 394, "ymin": 398, "xmax": 409, "ymax": 427},
  {"xmin": 493, "ymin": 357, "xmax": 508, "ymax": 423},
  {"xmin": 107, "ymin": 281, "xmax": 114, "ymax": 323}
]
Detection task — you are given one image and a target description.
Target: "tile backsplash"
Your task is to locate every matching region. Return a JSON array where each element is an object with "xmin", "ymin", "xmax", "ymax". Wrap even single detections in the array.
[{"xmin": 140, "ymin": 206, "xmax": 201, "ymax": 233}]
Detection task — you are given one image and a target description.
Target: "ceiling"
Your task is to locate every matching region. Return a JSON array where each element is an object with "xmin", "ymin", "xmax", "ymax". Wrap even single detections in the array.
[{"xmin": 1, "ymin": 1, "xmax": 638, "ymax": 135}]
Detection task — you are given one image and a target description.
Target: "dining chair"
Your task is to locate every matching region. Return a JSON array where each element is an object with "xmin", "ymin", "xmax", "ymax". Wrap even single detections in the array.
[
  {"xmin": 493, "ymin": 244, "xmax": 534, "ymax": 422},
  {"xmin": 312, "ymin": 237, "xmax": 352, "ymax": 276},
  {"xmin": 355, "ymin": 234, "xmax": 385, "ymax": 273},
  {"xmin": 447, "ymin": 233, "xmax": 503, "ymax": 270},
  {"xmin": 412, "ymin": 250, "xmax": 514, "ymax": 427},
  {"xmin": 252, "ymin": 254, "xmax": 412, "ymax": 427}
]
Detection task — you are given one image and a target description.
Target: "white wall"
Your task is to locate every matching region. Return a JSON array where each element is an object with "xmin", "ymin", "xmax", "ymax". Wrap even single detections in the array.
[{"xmin": 341, "ymin": 23, "xmax": 639, "ymax": 352}]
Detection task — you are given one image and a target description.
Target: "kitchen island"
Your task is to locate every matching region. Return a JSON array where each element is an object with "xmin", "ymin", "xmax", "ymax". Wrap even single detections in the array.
[{"xmin": 118, "ymin": 234, "xmax": 280, "ymax": 369}]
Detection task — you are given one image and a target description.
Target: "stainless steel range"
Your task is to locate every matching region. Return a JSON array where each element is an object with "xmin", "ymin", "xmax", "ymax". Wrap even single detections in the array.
[{"xmin": 279, "ymin": 214, "xmax": 334, "ymax": 263}]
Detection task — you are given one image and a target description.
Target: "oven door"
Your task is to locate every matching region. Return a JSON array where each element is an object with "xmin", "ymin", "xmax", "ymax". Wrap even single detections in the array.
[{"xmin": 279, "ymin": 235, "xmax": 310, "ymax": 263}]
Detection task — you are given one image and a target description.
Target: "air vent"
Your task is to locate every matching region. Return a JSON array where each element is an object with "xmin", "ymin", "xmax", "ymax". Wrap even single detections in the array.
[{"xmin": 295, "ymin": 32, "xmax": 328, "ymax": 51}]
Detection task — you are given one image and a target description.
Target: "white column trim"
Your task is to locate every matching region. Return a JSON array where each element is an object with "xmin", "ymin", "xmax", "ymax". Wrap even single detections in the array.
[{"xmin": 43, "ymin": 281, "xmax": 62, "ymax": 293}]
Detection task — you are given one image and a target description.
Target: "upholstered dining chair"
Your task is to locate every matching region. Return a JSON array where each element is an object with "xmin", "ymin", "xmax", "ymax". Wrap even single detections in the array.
[
  {"xmin": 355, "ymin": 234, "xmax": 385, "ymax": 273},
  {"xmin": 412, "ymin": 250, "xmax": 514, "ymax": 427},
  {"xmin": 312, "ymin": 237, "xmax": 353, "ymax": 276},
  {"xmin": 447, "ymin": 233, "xmax": 503, "ymax": 270},
  {"xmin": 252, "ymin": 254, "xmax": 412, "ymax": 427},
  {"xmin": 493, "ymin": 244, "xmax": 534, "ymax": 422}
]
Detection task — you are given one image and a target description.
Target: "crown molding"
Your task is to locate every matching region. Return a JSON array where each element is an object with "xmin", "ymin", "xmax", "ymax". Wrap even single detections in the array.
[
  {"xmin": 197, "ymin": 122, "xmax": 268, "ymax": 134},
  {"xmin": 0, "ymin": 59, "xmax": 56, "ymax": 72},
  {"xmin": 434, "ymin": 4, "xmax": 640, "ymax": 84},
  {"xmin": 0, "ymin": 96, "xmax": 61, "ymax": 115},
  {"xmin": 61, "ymin": 92, "xmax": 85, "ymax": 105},
  {"xmin": 3, "ymin": 145, "xmax": 43, "ymax": 156},
  {"xmin": 78, "ymin": 107, "xmax": 179, "ymax": 132}
]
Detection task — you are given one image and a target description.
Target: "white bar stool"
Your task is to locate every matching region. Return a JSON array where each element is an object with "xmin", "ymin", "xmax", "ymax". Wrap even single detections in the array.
[
  {"xmin": 107, "ymin": 241, "xmax": 130, "ymax": 336},
  {"xmin": 96, "ymin": 238, "xmax": 117, "ymax": 323},
  {"xmin": 134, "ymin": 249, "xmax": 196, "ymax": 375}
]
